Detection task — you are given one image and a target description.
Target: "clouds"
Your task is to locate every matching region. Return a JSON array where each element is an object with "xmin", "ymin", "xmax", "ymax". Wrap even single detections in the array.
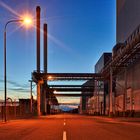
[
  {"xmin": 0, "ymin": 78, "xmax": 37, "ymax": 100},
  {"xmin": 9, "ymin": 87, "xmax": 30, "ymax": 93},
  {"xmin": 0, "ymin": 79, "xmax": 27, "ymax": 87},
  {"xmin": 0, "ymin": 78, "xmax": 31, "ymax": 93}
]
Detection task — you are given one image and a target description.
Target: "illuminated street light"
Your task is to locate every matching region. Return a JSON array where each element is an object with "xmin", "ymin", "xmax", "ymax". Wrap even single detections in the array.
[
  {"xmin": 22, "ymin": 16, "xmax": 33, "ymax": 27},
  {"xmin": 48, "ymin": 76, "xmax": 53, "ymax": 80},
  {"xmin": 24, "ymin": 18, "xmax": 32, "ymax": 24},
  {"xmin": 53, "ymin": 90, "xmax": 57, "ymax": 94},
  {"xmin": 4, "ymin": 17, "xmax": 32, "ymax": 122}
]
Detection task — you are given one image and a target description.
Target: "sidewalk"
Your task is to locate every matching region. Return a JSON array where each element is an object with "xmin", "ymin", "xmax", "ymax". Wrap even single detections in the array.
[{"xmin": 92, "ymin": 116, "xmax": 140, "ymax": 123}]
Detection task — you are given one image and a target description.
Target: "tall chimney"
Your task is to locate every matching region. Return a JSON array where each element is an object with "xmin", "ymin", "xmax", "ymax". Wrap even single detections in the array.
[
  {"xmin": 36, "ymin": 6, "xmax": 41, "ymax": 72},
  {"xmin": 44, "ymin": 23, "xmax": 47, "ymax": 73}
]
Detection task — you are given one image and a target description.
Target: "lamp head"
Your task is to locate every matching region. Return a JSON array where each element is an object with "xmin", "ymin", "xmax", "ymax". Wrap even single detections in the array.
[
  {"xmin": 24, "ymin": 18, "xmax": 32, "ymax": 24},
  {"xmin": 22, "ymin": 15, "xmax": 33, "ymax": 27}
]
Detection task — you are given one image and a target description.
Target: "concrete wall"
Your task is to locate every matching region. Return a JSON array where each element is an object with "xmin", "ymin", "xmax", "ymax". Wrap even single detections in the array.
[
  {"xmin": 87, "ymin": 95, "xmax": 104, "ymax": 115},
  {"xmin": 134, "ymin": 90, "xmax": 140, "ymax": 112},
  {"xmin": 117, "ymin": 0, "xmax": 140, "ymax": 43}
]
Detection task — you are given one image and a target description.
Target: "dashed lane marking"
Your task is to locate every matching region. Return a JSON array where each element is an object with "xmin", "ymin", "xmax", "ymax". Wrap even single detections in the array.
[{"xmin": 63, "ymin": 131, "xmax": 67, "ymax": 140}]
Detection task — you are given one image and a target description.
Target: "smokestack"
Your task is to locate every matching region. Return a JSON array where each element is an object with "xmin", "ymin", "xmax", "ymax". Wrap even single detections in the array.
[
  {"xmin": 44, "ymin": 23, "xmax": 47, "ymax": 73},
  {"xmin": 36, "ymin": 6, "xmax": 41, "ymax": 72}
]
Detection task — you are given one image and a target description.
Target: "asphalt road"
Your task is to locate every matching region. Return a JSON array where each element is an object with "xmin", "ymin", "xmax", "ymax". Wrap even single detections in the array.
[{"xmin": 0, "ymin": 114, "xmax": 140, "ymax": 140}]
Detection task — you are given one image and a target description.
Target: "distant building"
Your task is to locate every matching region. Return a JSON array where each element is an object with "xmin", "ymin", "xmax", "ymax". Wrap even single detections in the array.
[
  {"xmin": 95, "ymin": 53, "xmax": 112, "ymax": 115},
  {"xmin": 95, "ymin": 53, "xmax": 112, "ymax": 73},
  {"xmin": 80, "ymin": 53, "xmax": 112, "ymax": 115},
  {"xmin": 19, "ymin": 99, "xmax": 31, "ymax": 115},
  {"xmin": 79, "ymin": 80, "xmax": 94, "ymax": 114}
]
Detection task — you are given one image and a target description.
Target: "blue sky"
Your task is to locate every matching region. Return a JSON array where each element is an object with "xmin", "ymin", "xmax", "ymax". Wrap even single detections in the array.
[{"xmin": 0, "ymin": 0, "xmax": 116, "ymax": 102}]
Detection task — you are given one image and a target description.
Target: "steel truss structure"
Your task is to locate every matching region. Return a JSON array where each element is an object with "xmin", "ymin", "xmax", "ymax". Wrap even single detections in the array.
[
  {"xmin": 32, "ymin": 72, "xmax": 102, "ymax": 97},
  {"xmin": 102, "ymin": 25, "xmax": 140, "ymax": 77},
  {"xmin": 32, "ymin": 72, "xmax": 103, "ymax": 81}
]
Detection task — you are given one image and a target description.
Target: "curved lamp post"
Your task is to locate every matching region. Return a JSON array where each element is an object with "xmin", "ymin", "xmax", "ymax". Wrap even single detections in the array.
[{"xmin": 4, "ymin": 17, "xmax": 32, "ymax": 122}]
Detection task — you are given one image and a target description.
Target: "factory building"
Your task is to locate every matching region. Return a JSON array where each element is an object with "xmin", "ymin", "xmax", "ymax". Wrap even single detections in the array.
[
  {"xmin": 79, "ymin": 80, "xmax": 94, "ymax": 114},
  {"xmin": 114, "ymin": 0, "xmax": 140, "ymax": 116},
  {"xmin": 86, "ymin": 53, "xmax": 112, "ymax": 115},
  {"xmin": 85, "ymin": 0, "xmax": 140, "ymax": 117}
]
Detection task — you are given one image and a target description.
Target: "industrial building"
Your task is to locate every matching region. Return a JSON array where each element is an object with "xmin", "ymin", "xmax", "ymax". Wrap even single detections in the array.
[
  {"xmin": 85, "ymin": 53, "xmax": 112, "ymax": 115},
  {"xmin": 114, "ymin": 0, "xmax": 140, "ymax": 117},
  {"xmin": 84, "ymin": 0, "xmax": 140, "ymax": 117},
  {"xmin": 79, "ymin": 80, "xmax": 94, "ymax": 114},
  {"xmin": 95, "ymin": 53, "xmax": 112, "ymax": 115}
]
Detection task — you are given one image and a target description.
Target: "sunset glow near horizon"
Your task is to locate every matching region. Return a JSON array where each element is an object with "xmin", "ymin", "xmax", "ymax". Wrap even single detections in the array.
[{"xmin": 0, "ymin": 0, "xmax": 116, "ymax": 104}]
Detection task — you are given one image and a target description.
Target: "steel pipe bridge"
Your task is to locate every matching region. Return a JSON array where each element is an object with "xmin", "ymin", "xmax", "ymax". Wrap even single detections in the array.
[{"xmin": 32, "ymin": 72, "xmax": 103, "ymax": 81}]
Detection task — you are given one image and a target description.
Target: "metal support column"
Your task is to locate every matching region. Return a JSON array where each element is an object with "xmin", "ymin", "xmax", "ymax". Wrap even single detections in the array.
[
  {"xmin": 29, "ymin": 80, "xmax": 33, "ymax": 113},
  {"xmin": 37, "ymin": 82, "xmax": 40, "ymax": 116},
  {"xmin": 109, "ymin": 67, "xmax": 113, "ymax": 117},
  {"xmin": 95, "ymin": 80, "xmax": 97, "ymax": 114},
  {"xmin": 123, "ymin": 68, "xmax": 127, "ymax": 116},
  {"xmin": 37, "ymin": 80, "xmax": 43, "ymax": 116},
  {"xmin": 97, "ymin": 80, "xmax": 100, "ymax": 115},
  {"xmin": 103, "ymin": 81, "xmax": 106, "ymax": 115},
  {"xmin": 40, "ymin": 84, "xmax": 47, "ymax": 115}
]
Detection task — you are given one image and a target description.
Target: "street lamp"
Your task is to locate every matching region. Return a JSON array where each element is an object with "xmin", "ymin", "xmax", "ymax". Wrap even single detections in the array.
[{"xmin": 4, "ymin": 17, "xmax": 32, "ymax": 122}]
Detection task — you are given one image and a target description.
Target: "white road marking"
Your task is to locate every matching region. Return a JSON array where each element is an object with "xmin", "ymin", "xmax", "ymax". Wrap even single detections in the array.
[
  {"xmin": 64, "ymin": 122, "xmax": 66, "ymax": 126},
  {"xmin": 63, "ymin": 131, "xmax": 67, "ymax": 140},
  {"xmin": 64, "ymin": 119, "xmax": 66, "ymax": 122}
]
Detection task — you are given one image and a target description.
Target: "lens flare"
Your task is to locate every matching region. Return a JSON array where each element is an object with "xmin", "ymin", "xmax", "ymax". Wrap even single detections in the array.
[
  {"xmin": 24, "ymin": 18, "xmax": 32, "ymax": 24},
  {"xmin": 22, "ymin": 15, "xmax": 33, "ymax": 27}
]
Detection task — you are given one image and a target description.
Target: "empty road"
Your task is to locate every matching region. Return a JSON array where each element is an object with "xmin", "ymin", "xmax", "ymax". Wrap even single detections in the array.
[{"xmin": 0, "ymin": 114, "xmax": 140, "ymax": 140}]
